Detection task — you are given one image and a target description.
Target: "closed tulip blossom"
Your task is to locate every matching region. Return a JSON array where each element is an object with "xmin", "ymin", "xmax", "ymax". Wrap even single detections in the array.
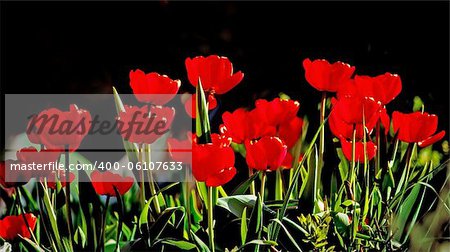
[
  {"xmin": 90, "ymin": 170, "xmax": 134, "ymax": 197},
  {"xmin": 26, "ymin": 104, "xmax": 92, "ymax": 152},
  {"xmin": 393, "ymin": 111, "xmax": 446, "ymax": 147},
  {"xmin": 117, "ymin": 105, "xmax": 175, "ymax": 145},
  {"xmin": 245, "ymin": 136, "xmax": 287, "ymax": 171},
  {"xmin": 185, "ymin": 55, "xmax": 244, "ymax": 95},
  {"xmin": 303, "ymin": 58, "xmax": 355, "ymax": 92},
  {"xmin": 192, "ymin": 134, "xmax": 236, "ymax": 187},
  {"xmin": 129, "ymin": 70, "xmax": 181, "ymax": 105},
  {"xmin": 220, "ymin": 108, "xmax": 276, "ymax": 144}
]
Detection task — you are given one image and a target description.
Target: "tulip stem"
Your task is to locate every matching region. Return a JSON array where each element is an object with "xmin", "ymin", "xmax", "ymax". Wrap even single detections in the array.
[
  {"xmin": 317, "ymin": 92, "xmax": 326, "ymax": 200},
  {"xmin": 17, "ymin": 187, "xmax": 39, "ymax": 245},
  {"xmin": 249, "ymin": 169, "xmax": 256, "ymax": 195},
  {"xmin": 145, "ymin": 143, "xmax": 161, "ymax": 215},
  {"xmin": 64, "ymin": 146, "xmax": 73, "ymax": 247},
  {"xmin": 375, "ymin": 120, "xmax": 381, "ymax": 179},
  {"xmin": 98, "ymin": 195, "xmax": 110, "ymax": 252},
  {"xmin": 260, "ymin": 171, "xmax": 267, "ymax": 201},
  {"xmin": 207, "ymin": 186, "xmax": 215, "ymax": 252},
  {"xmin": 138, "ymin": 145, "xmax": 146, "ymax": 209}
]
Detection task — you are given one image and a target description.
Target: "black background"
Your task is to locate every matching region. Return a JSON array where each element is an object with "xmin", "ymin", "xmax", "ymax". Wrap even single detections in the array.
[{"xmin": 1, "ymin": 1, "xmax": 449, "ymax": 144}]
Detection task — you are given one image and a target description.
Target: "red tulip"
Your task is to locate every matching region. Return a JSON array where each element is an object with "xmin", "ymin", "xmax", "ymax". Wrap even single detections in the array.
[
  {"xmin": 338, "ymin": 73, "xmax": 402, "ymax": 105},
  {"xmin": 253, "ymin": 98, "xmax": 300, "ymax": 127},
  {"xmin": 393, "ymin": 111, "xmax": 446, "ymax": 147},
  {"xmin": 26, "ymin": 104, "xmax": 91, "ymax": 152},
  {"xmin": 117, "ymin": 105, "xmax": 175, "ymax": 144},
  {"xmin": 220, "ymin": 108, "xmax": 276, "ymax": 144},
  {"xmin": 245, "ymin": 136, "xmax": 287, "ymax": 171},
  {"xmin": 184, "ymin": 93, "xmax": 217, "ymax": 118},
  {"xmin": 129, "ymin": 70, "xmax": 181, "ymax": 105},
  {"xmin": 185, "ymin": 55, "xmax": 244, "ymax": 94},
  {"xmin": 340, "ymin": 138, "xmax": 377, "ymax": 163},
  {"xmin": 278, "ymin": 116, "xmax": 303, "ymax": 148},
  {"xmin": 192, "ymin": 134, "xmax": 236, "ymax": 187},
  {"xmin": 303, "ymin": 58, "xmax": 355, "ymax": 92},
  {"xmin": 0, "ymin": 161, "xmax": 21, "ymax": 188},
  {"xmin": 331, "ymin": 96, "xmax": 382, "ymax": 125},
  {"xmin": 167, "ymin": 132, "xmax": 193, "ymax": 164},
  {"xmin": 0, "ymin": 160, "xmax": 33, "ymax": 188},
  {"xmin": 90, "ymin": 170, "xmax": 134, "ymax": 196},
  {"xmin": 46, "ymin": 171, "xmax": 75, "ymax": 190},
  {"xmin": 16, "ymin": 147, "xmax": 61, "ymax": 179},
  {"xmin": 0, "ymin": 213, "xmax": 37, "ymax": 240}
]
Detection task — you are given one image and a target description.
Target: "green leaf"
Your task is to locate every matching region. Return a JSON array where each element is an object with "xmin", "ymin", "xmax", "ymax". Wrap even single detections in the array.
[
  {"xmin": 195, "ymin": 79, "xmax": 211, "ymax": 144},
  {"xmin": 241, "ymin": 207, "xmax": 248, "ymax": 246},
  {"xmin": 149, "ymin": 207, "xmax": 185, "ymax": 245},
  {"xmin": 74, "ymin": 226, "xmax": 86, "ymax": 248},
  {"xmin": 19, "ymin": 237, "xmax": 43, "ymax": 252},
  {"xmin": 231, "ymin": 172, "xmax": 259, "ymax": 195},
  {"xmin": 271, "ymin": 219, "xmax": 303, "ymax": 251},
  {"xmin": 139, "ymin": 199, "xmax": 152, "ymax": 226},
  {"xmin": 39, "ymin": 182, "xmax": 63, "ymax": 250},
  {"xmin": 191, "ymin": 230, "xmax": 211, "ymax": 252},
  {"xmin": 394, "ymin": 182, "xmax": 424, "ymax": 243},
  {"xmin": 217, "ymin": 195, "xmax": 257, "ymax": 218},
  {"xmin": 160, "ymin": 239, "xmax": 197, "ymax": 250},
  {"xmin": 112, "ymin": 86, "xmax": 139, "ymax": 163},
  {"xmin": 334, "ymin": 212, "xmax": 351, "ymax": 234}
]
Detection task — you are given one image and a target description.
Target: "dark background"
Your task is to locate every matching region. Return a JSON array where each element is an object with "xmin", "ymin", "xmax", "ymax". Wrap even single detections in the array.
[{"xmin": 1, "ymin": 1, "xmax": 449, "ymax": 142}]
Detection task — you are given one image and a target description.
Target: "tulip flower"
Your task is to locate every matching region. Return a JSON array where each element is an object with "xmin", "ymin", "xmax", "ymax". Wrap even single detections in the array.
[
  {"xmin": 245, "ymin": 136, "xmax": 287, "ymax": 171},
  {"xmin": 167, "ymin": 132, "xmax": 193, "ymax": 164},
  {"xmin": 185, "ymin": 55, "xmax": 244, "ymax": 95},
  {"xmin": 90, "ymin": 170, "xmax": 134, "ymax": 196},
  {"xmin": 278, "ymin": 116, "xmax": 303, "ymax": 149},
  {"xmin": 117, "ymin": 105, "xmax": 175, "ymax": 144},
  {"xmin": 253, "ymin": 98, "xmax": 300, "ymax": 128},
  {"xmin": 220, "ymin": 108, "xmax": 276, "ymax": 144},
  {"xmin": 303, "ymin": 58, "xmax": 355, "ymax": 92},
  {"xmin": 192, "ymin": 134, "xmax": 236, "ymax": 187},
  {"xmin": 16, "ymin": 147, "xmax": 61, "ymax": 180},
  {"xmin": 0, "ymin": 213, "xmax": 37, "ymax": 240},
  {"xmin": 129, "ymin": 70, "xmax": 181, "ymax": 105},
  {"xmin": 393, "ymin": 111, "xmax": 446, "ymax": 147},
  {"xmin": 0, "ymin": 161, "xmax": 27, "ymax": 188},
  {"xmin": 338, "ymin": 73, "xmax": 402, "ymax": 105},
  {"xmin": 26, "ymin": 104, "xmax": 91, "ymax": 152}
]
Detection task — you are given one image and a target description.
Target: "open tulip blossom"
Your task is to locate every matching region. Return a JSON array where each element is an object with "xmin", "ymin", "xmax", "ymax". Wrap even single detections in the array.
[{"xmin": 0, "ymin": 54, "xmax": 447, "ymax": 252}]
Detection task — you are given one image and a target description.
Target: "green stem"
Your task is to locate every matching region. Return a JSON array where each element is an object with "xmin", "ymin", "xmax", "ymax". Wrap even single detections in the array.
[
  {"xmin": 64, "ymin": 146, "xmax": 73, "ymax": 247},
  {"xmin": 145, "ymin": 143, "xmax": 161, "ymax": 215},
  {"xmin": 207, "ymin": 186, "xmax": 216, "ymax": 252},
  {"xmin": 249, "ymin": 169, "xmax": 256, "ymax": 196},
  {"xmin": 275, "ymin": 169, "xmax": 283, "ymax": 200},
  {"xmin": 260, "ymin": 171, "xmax": 267, "ymax": 201},
  {"xmin": 317, "ymin": 92, "xmax": 326, "ymax": 175},
  {"xmin": 375, "ymin": 120, "xmax": 381, "ymax": 179},
  {"xmin": 98, "ymin": 195, "xmax": 110, "ymax": 252},
  {"xmin": 138, "ymin": 144, "xmax": 145, "ymax": 209}
]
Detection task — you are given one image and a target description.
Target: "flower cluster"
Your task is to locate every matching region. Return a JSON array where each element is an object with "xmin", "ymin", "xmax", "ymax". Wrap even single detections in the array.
[{"xmin": 303, "ymin": 58, "xmax": 445, "ymax": 162}]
